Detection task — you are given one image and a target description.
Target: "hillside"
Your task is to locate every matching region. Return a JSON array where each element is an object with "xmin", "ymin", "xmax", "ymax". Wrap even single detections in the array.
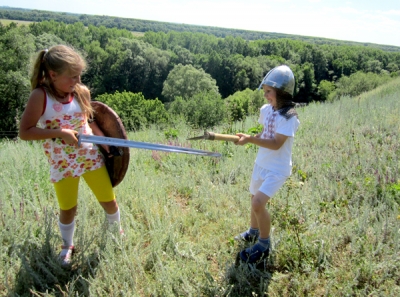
[
  {"xmin": 1, "ymin": 6, "xmax": 400, "ymax": 52},
  {"xmin": 1, "ymin": 77, "xmax": 400, "ymax": 296}
]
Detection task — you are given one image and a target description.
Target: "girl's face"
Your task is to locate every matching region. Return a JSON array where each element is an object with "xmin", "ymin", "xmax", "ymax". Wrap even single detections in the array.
[
  {"xmin": 50, "ymin": 67, "xmax": 82, "ymax": 95},
  {"xmin": 262, "ymin": 85, "xmax": 277, "ymax": 108}
]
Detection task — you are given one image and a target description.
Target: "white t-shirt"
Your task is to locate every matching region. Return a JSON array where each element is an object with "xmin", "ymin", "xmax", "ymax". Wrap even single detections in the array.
[{"xmin": 254, "ymin": 104, "xmax": 300, "ymax": 177}]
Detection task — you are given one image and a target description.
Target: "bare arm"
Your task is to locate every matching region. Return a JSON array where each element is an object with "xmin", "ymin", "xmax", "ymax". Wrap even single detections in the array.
[
  {"xmin": 19, "ymin": 89, "xmax": 78, "ymax": 145},
  {"xmin": 235, "ymin": 132, "xmax": 288, "ymax": 150},
  {"xmin": 89, "ymin": 120, "xmax": 105, "ymax": 137}
]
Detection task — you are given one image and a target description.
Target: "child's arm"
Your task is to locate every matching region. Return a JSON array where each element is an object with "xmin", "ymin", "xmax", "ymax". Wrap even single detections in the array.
[
  {"xmin": 19, "ymin": 89, "xmax": 78, "ymax": 145},
  {"xmin": 88, "ymin": 120, "xmax": 104, "ymax": 137},
  {"xmin": 235, "ymin": 132, "xmax": 288, "ymax": 150}
]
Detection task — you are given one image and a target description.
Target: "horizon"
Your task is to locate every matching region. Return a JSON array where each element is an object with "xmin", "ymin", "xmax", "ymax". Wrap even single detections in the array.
[{"xmin": 1, "ymin": 0, "xmax": 400, "ymax": 47}]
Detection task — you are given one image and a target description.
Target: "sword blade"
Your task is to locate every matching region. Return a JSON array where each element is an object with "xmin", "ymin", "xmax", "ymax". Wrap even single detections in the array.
[
  {"xmin": 187, "ymin": 135, "xmax": 206, "ymax": 140},
  {"xmin": 78, "ymin": 134, "xmax": 221, "ymax": 157}
]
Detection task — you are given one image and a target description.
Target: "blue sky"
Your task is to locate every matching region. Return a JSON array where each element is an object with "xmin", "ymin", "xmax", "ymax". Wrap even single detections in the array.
[{"xmin": 1, "ymin": 0, "xmax": 399, "ymax": 46}]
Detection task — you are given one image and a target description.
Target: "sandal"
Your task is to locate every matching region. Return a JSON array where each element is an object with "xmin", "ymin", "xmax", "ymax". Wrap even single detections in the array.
[{"xmin": 59, "ymin": 245, "xmax": 74, "ymax": 266}]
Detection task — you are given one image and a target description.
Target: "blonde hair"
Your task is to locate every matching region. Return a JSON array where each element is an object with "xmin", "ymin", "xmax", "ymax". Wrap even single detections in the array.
[{"xmin": 30, "ymin": 45, "xmax": 93, "ymax": 118}]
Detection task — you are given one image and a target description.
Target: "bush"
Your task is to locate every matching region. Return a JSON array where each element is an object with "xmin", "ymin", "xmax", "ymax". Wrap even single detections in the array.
[
  {"xmin": 328, "ymin": 71, "xmax": 392, "ymax": 101},
  {"xmin": 167, "ymin": 91, "xmax": 227, "ymax": 129},
  {"xmin": 225, "ymin": 88, "xmax": 265, "ymax": 122},
  {"xmin": 317, "ymin": 80, "xmax": 335, "ymax": 101},
  {"xmin": 95, "ymin": 91, "xmax": 169, "ymax": 131}
]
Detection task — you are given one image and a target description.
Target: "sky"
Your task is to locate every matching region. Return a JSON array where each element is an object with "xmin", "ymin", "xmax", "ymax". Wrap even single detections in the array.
[{"xmin": 1, "ymin": 0, "xmax": 399, "ymax": 47}]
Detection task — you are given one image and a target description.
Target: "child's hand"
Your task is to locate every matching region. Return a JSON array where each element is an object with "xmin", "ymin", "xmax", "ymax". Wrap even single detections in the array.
[
  {"xmin": 60, "ymin": 129, "xmax": 79, "ymax": 146},
  {"xmin": 101, "ymin": 145, "xmax": 121, "ymax": 158},
  {"xmin": 100, "ymin": 144, "xmax": 114, "ymax": 158},
  {"xmin": 235, "ymin": 133, "xmax": 251, "ymax": 146}
]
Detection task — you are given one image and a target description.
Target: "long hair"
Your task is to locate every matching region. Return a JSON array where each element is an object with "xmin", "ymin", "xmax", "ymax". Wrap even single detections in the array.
[
  {"xmin": 275, "ymin": 88, "xmax": 298, "ymax": 120},
  {"xmin": 30, "ymin": 45, "xmax": 93, "ymax": 118}
]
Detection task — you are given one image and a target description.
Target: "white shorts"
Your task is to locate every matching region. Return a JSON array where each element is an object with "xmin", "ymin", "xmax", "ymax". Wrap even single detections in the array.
[{"xmin": 249, "ymin": 163, "xmax": 288, "ymax": 197}]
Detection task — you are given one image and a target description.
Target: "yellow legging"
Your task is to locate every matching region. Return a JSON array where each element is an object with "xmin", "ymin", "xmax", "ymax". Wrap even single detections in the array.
[{"xmin": 54, "ymin": 166, "xmax": 115, "ymax": 210}]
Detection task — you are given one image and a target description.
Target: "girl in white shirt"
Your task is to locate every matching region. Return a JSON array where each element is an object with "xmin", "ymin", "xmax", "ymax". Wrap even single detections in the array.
[{"xmin": 234, "ymin": 65, "xmax": 300, "ymax": 265}]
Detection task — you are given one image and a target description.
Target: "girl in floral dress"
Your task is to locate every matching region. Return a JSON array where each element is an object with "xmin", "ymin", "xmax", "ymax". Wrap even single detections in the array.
[{"xmin": 19, "ymin": 45, "xmax": 123, "ymax": 266}]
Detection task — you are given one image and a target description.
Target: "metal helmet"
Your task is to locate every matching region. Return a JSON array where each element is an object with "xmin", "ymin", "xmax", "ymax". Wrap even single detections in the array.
[{"xmin": 258, "ymin": 65, "xmax": 295, "ymax": 96}]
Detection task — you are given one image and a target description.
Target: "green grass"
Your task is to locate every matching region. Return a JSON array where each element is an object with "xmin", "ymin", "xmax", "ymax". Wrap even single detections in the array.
[
  {"xmin": 0, "ymin": 18, "xmax": 144, "ymax": 37},
  {"xmin": 0, "ymin": 19, "xmax": 33, "ymax": 26},
  {"xmin": 1, "ymin": 78, "xmax": 400, "ymax": 296},
  {"xmin": 131, "ymin": 31, "xmax": 145, "ymax": 37}
]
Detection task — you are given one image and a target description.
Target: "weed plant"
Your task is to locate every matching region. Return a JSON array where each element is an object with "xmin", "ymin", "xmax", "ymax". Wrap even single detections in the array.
[{"xmin": 1, "ymin": 78, "xmax": 399, "ymax": 296}]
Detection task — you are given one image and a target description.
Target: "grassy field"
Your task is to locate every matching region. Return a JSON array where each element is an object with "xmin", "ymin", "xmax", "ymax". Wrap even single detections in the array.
[
  {"xmin": 0, "ymin": 19, "xmax": 33, "ymax": 26},
  {"xmin": 0, "ymin": 18, "xmax": 144, "ymax": 37},
  {"xmin": 1, "ymin": 78, "xmax": 400, "ymax": 296}
]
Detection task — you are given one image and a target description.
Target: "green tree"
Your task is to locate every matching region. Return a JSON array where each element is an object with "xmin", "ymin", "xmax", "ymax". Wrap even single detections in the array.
[
  {"xmin": 295, "ymin": 62, "xmax": 316, "ymax": 101},
  {"xmin": 34, "ymin": 32, "xmax": 65, "ymax": 51},
  {"xmin": 99, "ymin": 38, "xmax": 171, "ymax": 100},
  {"xmin": 168, "ymin": 91, "xmax": 226, "ymax": 128},
  {"xmin": 364, "ymin": 59, "xmax": 383, "ymax": 74},
  {"xmin": 386, "ymin": 62, "xmax": 399, "ymax": 73},
  {"xmin": 225, "ymin": 88, "xmax": 265, "ymax": 122},
  {"xmin": 317, "ymin": 80, "xmax": 335, "ymax": 101},
  {"xmin": 311, "ymin": 47, "xmax": 328, "ymax": 82},
  {"xmin": 95, "ymin": 91, "xmax": 168, "ymax": 130},
  {"xmin": 162, "ymin": 64, "xmax": 219, "ymax": 101},
  {"xmin": 170, "ymin": 45, "xmax": 194, "ymax": 65},
  {"xmin": 329, "ymin": 71, "xmax": 392, "ymax": 100},
  {"xmin": 0, "ymin": 24, "xmax": 34, "ymax": 136}
]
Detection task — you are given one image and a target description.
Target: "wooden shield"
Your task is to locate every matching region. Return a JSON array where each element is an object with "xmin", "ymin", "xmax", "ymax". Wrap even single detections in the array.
[{"xmin": 91, "ymin": 101, "xmax": 130, "ymax": 187}]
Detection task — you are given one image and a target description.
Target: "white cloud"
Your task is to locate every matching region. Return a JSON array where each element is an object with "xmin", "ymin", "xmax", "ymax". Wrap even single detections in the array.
[{"xmin": 383, "ymin": 10, "xmax": 400, "ymax": 16}]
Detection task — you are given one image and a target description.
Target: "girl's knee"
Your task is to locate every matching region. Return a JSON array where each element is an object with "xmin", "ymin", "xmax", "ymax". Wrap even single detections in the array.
[
  {"xmin": 100, "ymin": 199, "xmax": 118, "ymax": 214},
  {"xmin": 60, "ymin": 205, "xmax": 77, "ymax": 213},
  {"xmin": 60, "ymin": 206, "xmax": 77, "ymax": 223},
  {"xmin": 251, "ymin": 192, "xmax": 270, "ymax": 211},
  {"xmin": 251, "ymin": 200, "xmax": 265, "ymax": 212}
]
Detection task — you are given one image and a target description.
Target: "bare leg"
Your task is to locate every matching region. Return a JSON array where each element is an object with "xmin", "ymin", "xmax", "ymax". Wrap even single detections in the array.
[
  {"xmin": 101, "ymin": 199, "xmax": 123, "ymax": 234},
  {"xmin": 59, "ymin": 205, "xmax": 78, "ymax": 224},
  {"xmin": 250, "ymin": 195, "xmax": 258, "ymax": 229},
  {"xmin": 100, "ymin": 199, "xmax": 119, "ymax": 214},
  {"xmin": 251, "ymin": 191, "xmax": 271, "ymax": 239}
]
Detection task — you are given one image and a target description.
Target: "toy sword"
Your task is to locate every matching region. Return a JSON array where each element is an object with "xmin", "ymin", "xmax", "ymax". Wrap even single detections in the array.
[{"xmin": 77, "ymin": 134, "xmax": 221, "ymax": 157}]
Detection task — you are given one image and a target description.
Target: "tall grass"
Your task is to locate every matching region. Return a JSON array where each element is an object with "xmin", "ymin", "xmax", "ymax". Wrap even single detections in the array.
[{"xmin": 1, "ymin": 78, "xmax": 400, "ymax": 296}]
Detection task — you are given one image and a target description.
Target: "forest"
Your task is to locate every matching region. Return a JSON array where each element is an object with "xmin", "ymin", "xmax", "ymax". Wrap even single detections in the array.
[
  {"xmin": 2, "ymin": 6, "xmax": 400, "ymax": 52},
  {"xmin": 1, "ymin": 7, "xmax": 400, "ymax": 137}
]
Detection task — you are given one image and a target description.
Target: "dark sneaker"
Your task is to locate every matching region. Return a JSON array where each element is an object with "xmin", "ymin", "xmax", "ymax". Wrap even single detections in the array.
[
  {"xmin": 238, "ymin": 243, "xmax": 269, "ymax": 264},
  {"xmin": 234, "ymin": 230, "xmax": 258, "ymax": 243}
]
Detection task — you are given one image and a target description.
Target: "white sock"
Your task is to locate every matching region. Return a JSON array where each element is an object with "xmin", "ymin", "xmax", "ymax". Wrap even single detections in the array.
[
  {"xmin": 58, "ymin": 220, "xmax": 75, "ymax": 247},
  {"xmin": 106, "ymin": 209, "xmax": 120, "ymax": 226}
]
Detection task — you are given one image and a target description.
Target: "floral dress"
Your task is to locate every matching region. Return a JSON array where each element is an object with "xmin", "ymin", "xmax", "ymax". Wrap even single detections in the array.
[{"xmin": 38, "ymin": 91, "xmax": 104, "ymax": 183}]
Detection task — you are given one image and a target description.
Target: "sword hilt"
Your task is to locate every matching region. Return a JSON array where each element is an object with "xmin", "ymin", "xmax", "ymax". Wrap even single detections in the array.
[
  {"xmin": 77, "ymin": 134, "xmax": 83, "ymax": 146},
  {"xmin": 78, "ymin": 134, "xmax": 121, "ymax": 156},
  {"xmin": 205, "ymin": 132, "xmax": 240, "ymax": 142}
]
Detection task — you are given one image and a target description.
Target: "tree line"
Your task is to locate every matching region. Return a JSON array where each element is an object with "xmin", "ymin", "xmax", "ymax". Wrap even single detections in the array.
[
  {"xmin": 1, "ymin": 16, "xmax": 399, "ymax": 137},
  {"xmin": 2, "ymin": 6, "xmax": 400, "ymax": 53}
]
